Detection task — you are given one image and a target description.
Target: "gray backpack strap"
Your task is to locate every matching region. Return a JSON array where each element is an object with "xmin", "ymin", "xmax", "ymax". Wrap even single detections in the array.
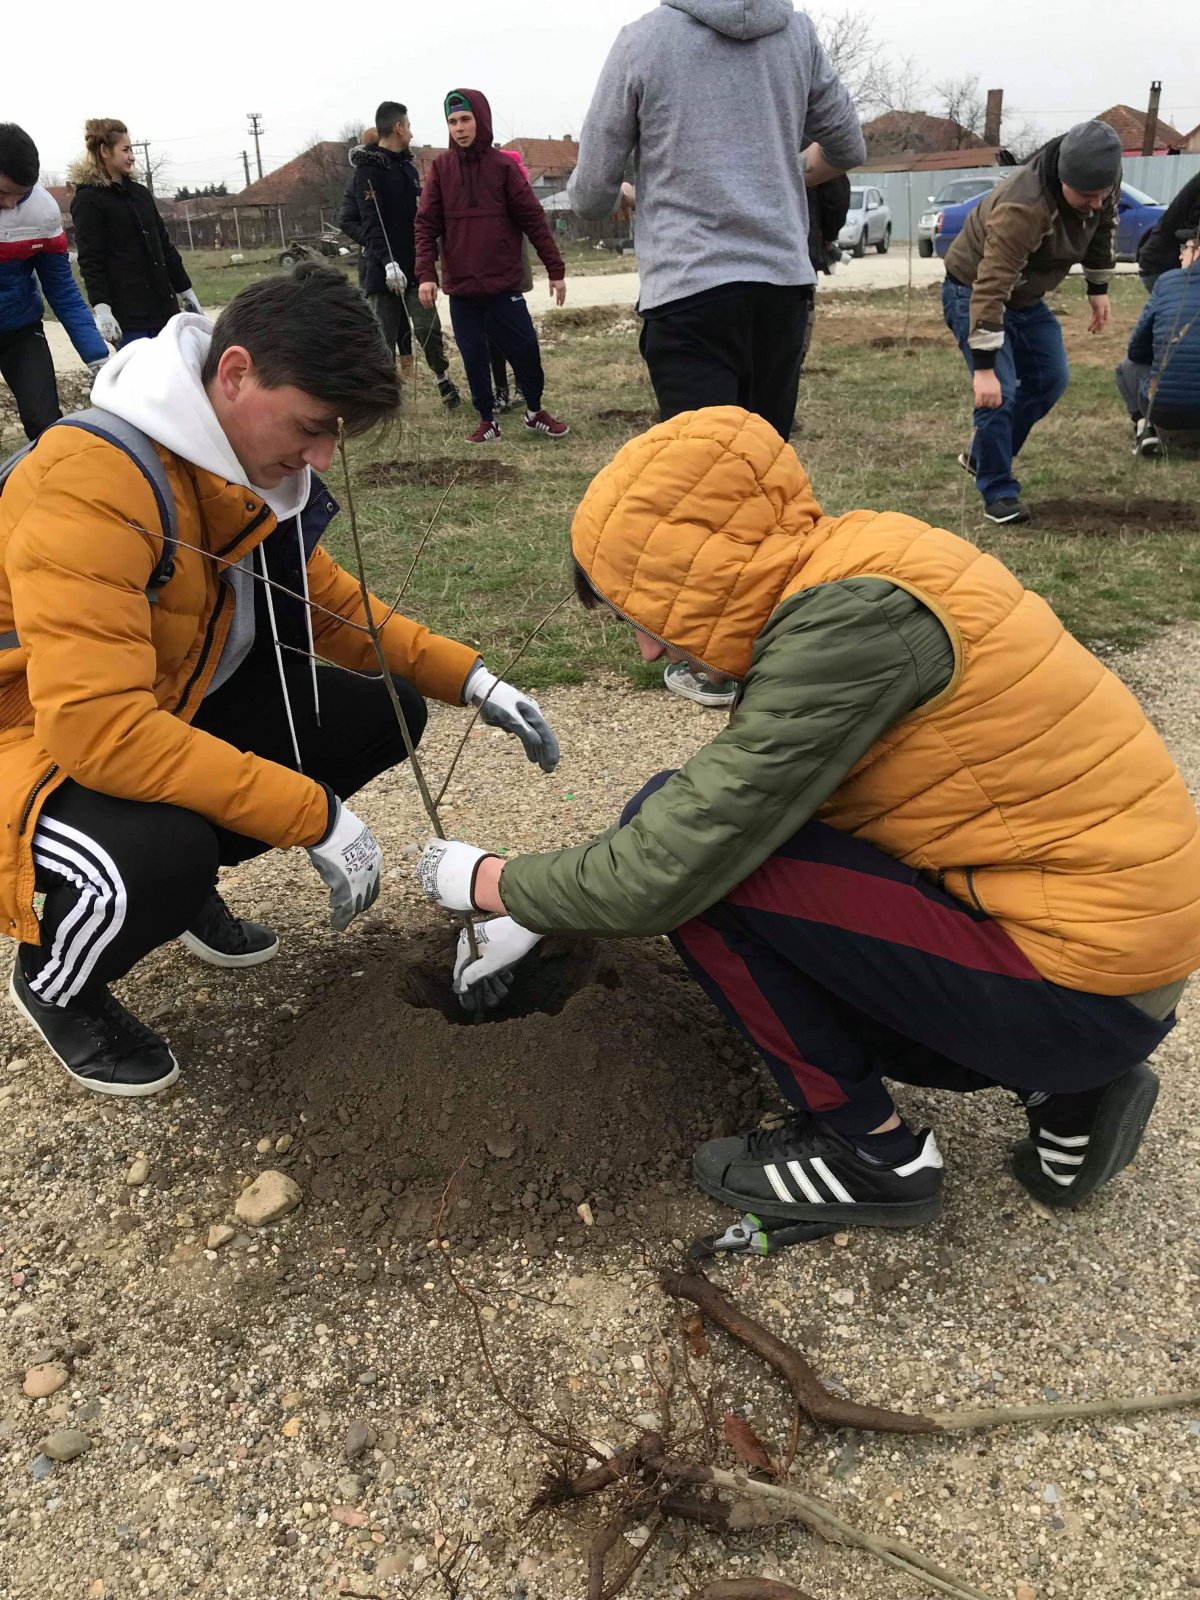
[{"xmin": 0, "ymin": 409, "xmax": 179, "ymax": 652}]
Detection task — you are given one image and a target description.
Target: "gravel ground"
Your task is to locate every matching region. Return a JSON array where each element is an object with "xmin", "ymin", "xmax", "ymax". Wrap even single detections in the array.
[{"xmin": 2, "ymin": 636, "xmax": 1199, "ymax": 1600}]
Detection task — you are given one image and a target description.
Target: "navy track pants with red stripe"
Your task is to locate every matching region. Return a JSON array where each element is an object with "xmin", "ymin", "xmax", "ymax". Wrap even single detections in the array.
[{"xmin": 623, "ymin": 774, "xmax": 1173, "ymax": 1137}]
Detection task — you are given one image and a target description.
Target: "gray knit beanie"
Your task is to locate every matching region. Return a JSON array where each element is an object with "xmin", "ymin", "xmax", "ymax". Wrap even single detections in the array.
[{"xmin": 1058, "ymin": 121, "xmax": 1122, "ymax": 192}]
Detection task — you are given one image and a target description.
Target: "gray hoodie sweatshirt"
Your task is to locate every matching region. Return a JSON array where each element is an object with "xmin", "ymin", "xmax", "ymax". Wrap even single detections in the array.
[{"xmin": 568, "ymin": 1, "xmax": 866, "ymax": 310}]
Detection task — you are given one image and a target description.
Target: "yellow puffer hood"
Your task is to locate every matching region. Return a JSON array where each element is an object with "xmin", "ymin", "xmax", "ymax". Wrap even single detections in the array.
[{"xmin": 571, "ymin": 408, "xmax": 824, "ymax": 678}]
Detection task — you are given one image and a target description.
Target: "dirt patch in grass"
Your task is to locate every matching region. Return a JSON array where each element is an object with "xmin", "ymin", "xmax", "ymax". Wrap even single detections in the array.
[
  {"xmin": 597, "ymin": 407, "xmax": 656, "ymax": 428},
  {"xmin": 868, "ymin": 335, "xmax": 943, "ymax": 351},
  {"xmin": 263, "ymin": 926, "xmax": 763, "ymax": 1247},
  {"xmin": 1033, "ymin": 496, "xmax": 1198, "ymax": 535},
  {"xmin": 359, "ymin": 457, "xmax": 519, "ymax": 488}
]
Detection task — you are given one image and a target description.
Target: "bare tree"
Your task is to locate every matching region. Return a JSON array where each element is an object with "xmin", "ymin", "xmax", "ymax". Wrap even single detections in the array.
[
  {"xmin": 932, "ymin": 73, "xmax": 987, "ymax": 145},
  {"xmin": 811, "ymin": 7, "xmax": 924, "ymax": 114}
]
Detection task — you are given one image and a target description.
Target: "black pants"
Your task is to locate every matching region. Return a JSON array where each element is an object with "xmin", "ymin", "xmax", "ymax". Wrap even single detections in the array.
[
  {"xmin": 19, "ymin": 650, "xmax": 425, "ymax": 1007},
  {"xmin": 624, "ymin": 773, "xmax": 1174, "ymax": 1136},
  {"xmin": 448, "ymin": 292, "xmax": 544, "ymax": 419},
  {"xmin": 639, "ymin": 284, "xmax": 813, "ymax": 440},
  {"xmin": 0, "ymin": 321, "xmax": 61, "ymax": 441}
]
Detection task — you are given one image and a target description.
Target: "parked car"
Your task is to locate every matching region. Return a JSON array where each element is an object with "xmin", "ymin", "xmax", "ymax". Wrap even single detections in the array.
[
  {"xmin": 837, "ymin": 186, "xmax": 891, "ymax": 258},
  {"xmin": 917, "ymin": 175, "xmax": 1005, "ymax": 257},
  {"xmin": 934, "ymin": 180, "xmax": 1166, "ymax": 263}
]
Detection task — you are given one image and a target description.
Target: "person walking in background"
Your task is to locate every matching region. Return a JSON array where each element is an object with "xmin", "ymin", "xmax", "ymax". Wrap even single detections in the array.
[
  {"xmin": 568, "ymin": 0, "xmax": 865, "ymax": 706},
  {"xmin": 416, "ymin": 89, "xmax": 569, "ymax": 445},
  {"xmin": 1116, "ymin": 232, "xmax": 1200, "ymax": 455},
  {"xmin": 798, "ymin": 173, "xmax": 851, "ymax": 374},
  {"xmin": 337, "ymin": 127, "xmax": 376, "ymax": 295},
  {"xmin": 346, "ymin": 102, "xmax": 460, "ymax": 410},
  {"xmin": 0, "ymin": 123, "xmax": 109, "ymax": 439},
  {"xmin": 1137, "ymin": 172, "xmax": 1200, "ymax": 292},
  {"xmin": 70, "ymin": 118, "xmax": 202, "ymax": 347},
  {"xmin": 942, "ymin": 121, "xmax": 1120, "ymax": 527}
]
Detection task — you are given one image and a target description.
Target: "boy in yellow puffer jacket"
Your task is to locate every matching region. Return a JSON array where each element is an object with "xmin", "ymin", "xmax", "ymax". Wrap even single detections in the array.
[{"xmin": 421, "ymin": 407, "xmax": 1200, "ymax": 1244}]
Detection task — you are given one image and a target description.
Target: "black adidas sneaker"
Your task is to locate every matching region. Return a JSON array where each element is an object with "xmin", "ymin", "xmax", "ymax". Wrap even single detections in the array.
[
  {"xmin": 692, "ymin": 1112, "xmax": 943, "ymax": 1230},
  {"xmin": 180, "ymin": 890, "xmax": 278, "ymax": 969},
  {"xmin": 10, "ymin": 964, "xmax": 179, "ymax": 1097},
  {"xmin": 1011, "ymin": 1065, "xmax": 1159, "ymax": 1209}
]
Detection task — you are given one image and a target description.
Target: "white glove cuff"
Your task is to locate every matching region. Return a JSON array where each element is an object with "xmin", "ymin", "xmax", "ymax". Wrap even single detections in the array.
[{"xmin": 463, "ymin": 663, "xmax": 497, "ymax": 707}]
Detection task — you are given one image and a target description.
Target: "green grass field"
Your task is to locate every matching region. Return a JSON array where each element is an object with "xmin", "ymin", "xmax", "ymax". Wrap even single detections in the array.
[{"xmin": 326, "ymin": 275, "xmax": 1200, "ymax": 689}]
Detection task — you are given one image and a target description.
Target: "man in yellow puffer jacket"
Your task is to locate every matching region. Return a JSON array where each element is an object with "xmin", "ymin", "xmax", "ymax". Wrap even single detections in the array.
[
  {"xmin": 0, "ymin": 264, "xmax": 560, "ymax": 1098},
  {"xmin": 421, "ymin": 407, "xmax": 1200, "ymax": 1243}
]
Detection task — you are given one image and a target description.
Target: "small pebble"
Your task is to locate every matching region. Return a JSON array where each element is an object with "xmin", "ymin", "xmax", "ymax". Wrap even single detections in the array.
[
  {"xmin": 40, "ymin": 1429, "xmax": 91, "ymax": 1463},
  {"xmin": 23, "ymin": 1363, "xmax": 69, "ymax": 1400},
  {"xmin": 125, "ymin": 1157, "xmax": 150, "ymax": 1187}
]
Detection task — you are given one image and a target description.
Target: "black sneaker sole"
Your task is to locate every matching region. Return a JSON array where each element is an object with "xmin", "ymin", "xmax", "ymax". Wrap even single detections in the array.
[
  {"xmin": 178, "ymin": 929, "xmax": 280, "ymax": 969},
  {"xmin": 691, "ymin": 1158, "xmax": 942, "ymax": 1230},
  {"xmin": 8, "ymin": 969, "xmax": 180, "ymax": 1098},
  {"xmin": 983, "ymin": 504, "xmax": 1032, "ymax": 525},
  {"xmin": 1011, "ymin": 1064, "xmax": 1159, "ymax": 1209},
  {"xmin": 956, "ymin": 451, "xmax": 977, "ymax": 477}
]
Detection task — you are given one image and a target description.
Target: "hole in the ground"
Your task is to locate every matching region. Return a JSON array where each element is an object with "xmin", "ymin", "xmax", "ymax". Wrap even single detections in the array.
[
  {"xmin": 597, "ymin": 407, "xmax": 656, "ymax": 428},
  {"xmin": 360, "ymin": 458, "xmax": 518, "ymax": 489},
  {"xmin": 868, "ymin": 335, "xmax": 942, "ymax": 350},
  {"xmin": 1031, "ymin": 496, "xmax": 1198, "ymax": 535},
  {"xmin": 393, "ymin": 929, "xmax": 610, "ymax": 1023}
]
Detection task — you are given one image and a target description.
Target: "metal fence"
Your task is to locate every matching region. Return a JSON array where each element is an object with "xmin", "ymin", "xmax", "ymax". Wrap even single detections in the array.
[{"xmin": 856, "ymin": 154, "xmax": 1200, "ymax": 243}]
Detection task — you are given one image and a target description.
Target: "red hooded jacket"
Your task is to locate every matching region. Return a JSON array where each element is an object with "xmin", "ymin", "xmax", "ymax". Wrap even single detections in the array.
[{"xmin": 414, "ymin": 89, "xmax": 565, "ymax": 296}]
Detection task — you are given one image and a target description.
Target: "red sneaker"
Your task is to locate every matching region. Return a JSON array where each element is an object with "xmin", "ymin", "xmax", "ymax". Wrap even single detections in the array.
[
  {"xmin": 524, "ymin": 408, "xmax": 569, "ymax": 439},
  {"xmin": 467, "ymin": 418, "xmax": 500, "ymax": 444}
]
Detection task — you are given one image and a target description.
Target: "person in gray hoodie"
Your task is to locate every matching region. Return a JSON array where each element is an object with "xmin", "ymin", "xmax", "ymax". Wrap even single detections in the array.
[{"xmin": 568, "ymin": 0, "xmax": 865, "ymax": 707}]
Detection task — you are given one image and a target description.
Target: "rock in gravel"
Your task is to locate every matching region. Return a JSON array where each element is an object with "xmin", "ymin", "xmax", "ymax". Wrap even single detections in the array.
[
  {"xmin": 344, "ymin": 1420, "xmax": 376, "ymax": 1461},
  {"xmin": 125, "ymin": 1156, "xmax": 150, "ymax": 1186},
  {"xmin": 29, "ymin": 1454, "xmax": 55, "ymax": 1480},
  {"xmin": 23, "ymin": 1362, "xmax": 70, "ymax": 1399},
  {"xmin": 234, "ymin": 1170, "xmax": 301, "ymax": 1227},
  {"xmin": 39, "ymin": 1428, "xmax": 91, "ymax": 1462},
  {"xmin": 330, "ymin": 1505, "xmax": 368, "ymax": 1528},
  {"xmin": 207, "ymin": 1224, "xmax": 236, "ymax": 1251}
]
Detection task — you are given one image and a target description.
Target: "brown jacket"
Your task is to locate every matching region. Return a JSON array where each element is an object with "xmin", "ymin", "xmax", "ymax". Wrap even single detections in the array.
[
  {"xmin": 945, "ymin": 138, "xmax": 1118, "ymax": 352},
  {"xmin": 0, "ymin": 429, "xmax": 479, "ymax": 945}
]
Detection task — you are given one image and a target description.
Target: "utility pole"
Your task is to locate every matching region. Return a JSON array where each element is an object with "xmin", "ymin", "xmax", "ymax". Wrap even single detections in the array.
[
  {"xmin": 984, "ymin": 89, "xmax": 1004, "ymax": 149},
  {"xmin": 241, "ymin": 149, "xmax": 251, "ymax": 188},
  {"xmin": 247, "ymin": 114, "xmax": 264, "ymax": 181},
  {"xmin": 132, "ymin": 138, "xmax": 154, "ymax": 195},
  {"xmin": 1142, "ymin": 80, "xmax": 1162, "ymax": 157}
]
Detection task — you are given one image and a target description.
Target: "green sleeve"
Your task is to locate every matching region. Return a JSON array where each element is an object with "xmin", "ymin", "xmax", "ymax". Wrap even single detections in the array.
[{"xmin": 500, "ymin": 580, "xmax": 953, "ymax": 937}]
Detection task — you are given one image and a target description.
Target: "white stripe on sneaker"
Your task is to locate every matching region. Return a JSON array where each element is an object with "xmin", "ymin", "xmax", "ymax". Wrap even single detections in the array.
[
  {"xmin": 785, "ymin": 1160, "xmax": 825, "ymax": 1204},
  {"xmin": 763, "ymin": 1163, "xmax": 794, "ymax": 1207},
  {"xmin": 1038, "ymin": 1161, "xmax": 1077, "ymax": 1186},
  {"xmin": 810, "ymin": 1158, "xmax": 854, "ymax": 1204},
  {"xmin": 1038, "ymin": 1147, "xmax": 1085, "ymax": 1166},
  {"xmin": 1038, "ymin": 1129, "xmax": 1090, "ymax": 1148}
]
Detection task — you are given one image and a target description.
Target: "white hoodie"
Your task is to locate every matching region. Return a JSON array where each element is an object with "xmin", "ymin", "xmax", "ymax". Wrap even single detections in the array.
[{"xmin": 91, "ymin": 314, "xmax": 318, "ymax": 762}]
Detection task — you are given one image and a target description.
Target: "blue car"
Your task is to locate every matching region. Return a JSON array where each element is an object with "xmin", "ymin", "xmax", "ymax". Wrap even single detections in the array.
[{"xmin": 934, "ymin": 180, "xmax": 1165, "ymax": 262}]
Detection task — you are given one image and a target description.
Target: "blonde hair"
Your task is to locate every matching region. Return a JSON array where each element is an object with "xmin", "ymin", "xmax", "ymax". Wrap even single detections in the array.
[{"xmin": 80, "ymin": 118, "xmax": 130, "ymax": 185}]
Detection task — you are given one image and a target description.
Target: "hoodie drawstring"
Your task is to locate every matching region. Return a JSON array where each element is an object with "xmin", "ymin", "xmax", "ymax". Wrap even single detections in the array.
[{"xmin": 259, "ymin": 544, "xmax": 303, "ymax": 773}]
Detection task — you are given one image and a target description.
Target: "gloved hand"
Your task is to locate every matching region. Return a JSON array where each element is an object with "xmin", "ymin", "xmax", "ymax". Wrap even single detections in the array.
[
  {"xmin": 453, "ymin": 916, "xmax": 544, "ymax": 1012},
  {"xmin": 179, "ymin": 288, "xmax": 203, "ymax": 315},
  {"xmin": 86, "ymin": 341, "xmax": 116, "ymax": 378},
  {"xmin": 419, "ymin": 839, "xmax": 498, "ymax": 913},
  {"xmin": 307, "ymin": 800, "xmax": 382, "ymax": 930},
  {"xmin": 384, "ymin": 261, "xmax": 407, "ymax": 295},
  {"xmin": 465, "ymin": 665, "xmax": 560, "ymax": 773},
  {"xmin": 94, "ymin": 303, "xmax": 121, "ymax": 343}
]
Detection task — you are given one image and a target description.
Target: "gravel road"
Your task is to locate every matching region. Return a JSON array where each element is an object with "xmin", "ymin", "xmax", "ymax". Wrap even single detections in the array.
[{"xmin": 1, "ymin": 623, "xmax": 1198, "ymax": 1599}]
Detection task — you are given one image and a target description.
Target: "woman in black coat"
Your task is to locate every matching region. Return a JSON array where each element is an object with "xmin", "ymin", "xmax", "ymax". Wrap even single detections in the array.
[{"xmin": 70, "ymin": 118, "xmax": 201, "ymax": 345}]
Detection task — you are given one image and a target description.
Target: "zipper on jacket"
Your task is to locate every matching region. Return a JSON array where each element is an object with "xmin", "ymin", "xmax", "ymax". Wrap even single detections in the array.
[
  {"xmin": 173, "ymin": 586, "xmax": 229, "ymax": 718},
  {"xmin": 214, "ymin": 503, "xmax": 272, "ymax": 561},
  {"xmin": 964, "ymin": 867, "xmax": 985, "ymax": 913},
  {"xmin": 19, "ymin": 763, "xmax": 60, "ymax": 836}
]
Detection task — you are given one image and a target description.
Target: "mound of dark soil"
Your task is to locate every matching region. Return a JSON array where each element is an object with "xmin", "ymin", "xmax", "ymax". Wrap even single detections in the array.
[
  {"xmin": 360, "ymin": 458, "xmax": 517, "ymax": 489},
  {"xmin": 1033, "ymin": 497, "xmax": 1197, "ymax": 536},
  {"xmin": 868, "ymin": 335, "xmax": 942, "ymax": 351},
  {"xmin": 262, "ymin": 927, "xmax": 765, "ymax": 1249},
  {"xmin": 598, "ymin": 407, "xmax": 656, "ymax": 429}
]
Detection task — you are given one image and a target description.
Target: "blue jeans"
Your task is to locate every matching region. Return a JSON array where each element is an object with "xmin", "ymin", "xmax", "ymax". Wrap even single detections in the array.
[
  {"xmin": 942, "ymin": 280, "xmax": 1070, "ymax": 505},
  {"xmin": 448, "ymin": 292, "xmax": 544, "ymax": 420}
]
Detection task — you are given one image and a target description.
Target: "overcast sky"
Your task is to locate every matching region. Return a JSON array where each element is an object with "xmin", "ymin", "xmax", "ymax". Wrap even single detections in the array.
[{"xmin": 9, "ymin": 0, "xmax": 1199, "ymax": 194}]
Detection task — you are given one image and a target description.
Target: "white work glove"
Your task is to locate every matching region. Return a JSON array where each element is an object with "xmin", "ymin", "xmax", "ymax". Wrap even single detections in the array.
[
  {"xmin": 418, "ymin": 839, "xmax": 498, "ymax": 913},
  {"xmin": 464, "ymin": 664, "xmax": 560, "ymax": 774},
  {"xmin": 179, "ymin": 288, "xmax": 203, "ymax": 315},
  {"xmin": 453, "ymin": 917, "xmax": 544, "ymax": 1013},
  {"xmin": 94, "ymin": 303, "xmax": 121, "ymax": 343},
  {"xmin": 307, "ymin": 800, "xmax": 382, "ymax": 930},
  {"xmin": 86, "ymin": 341, "xmax": 116, "ymax": 378},
  {"xmin": 384, "ymin": 261, "xmax": 407, "ymax": 295}
]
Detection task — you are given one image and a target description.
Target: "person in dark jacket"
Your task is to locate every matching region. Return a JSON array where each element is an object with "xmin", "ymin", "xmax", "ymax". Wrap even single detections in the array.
[
  {"xmin": 415, "ymin": 89, "xmax": 569, "ymax": 444},
  {"xmin": 344, "ymin": 103, "xmax": 460, "ymax": 410},
  {"xmin": 336, "ymin": 128, "xmax": 374, "ymax": 293},
  {"xmin": 797, "ymin": 174, "xmax": 850, "ymax": 374},
  {"xmin": 1116, "ymin": 235, "xmax": 1200, "ymax": 454},
  {"xmin": 943, "ymin": 122, "xmax": 1120, "ymax": 527},
  {"xmin": 1137, "ymin": 173, "xmax": 1200, "ymax": 290},
  {"xmin": 70, "ymin": 118, "xmax": 201, "ymax": 346},
  {"xmin": 0, "ymin": 123, "xmax": 109, "ymax": 440}
]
